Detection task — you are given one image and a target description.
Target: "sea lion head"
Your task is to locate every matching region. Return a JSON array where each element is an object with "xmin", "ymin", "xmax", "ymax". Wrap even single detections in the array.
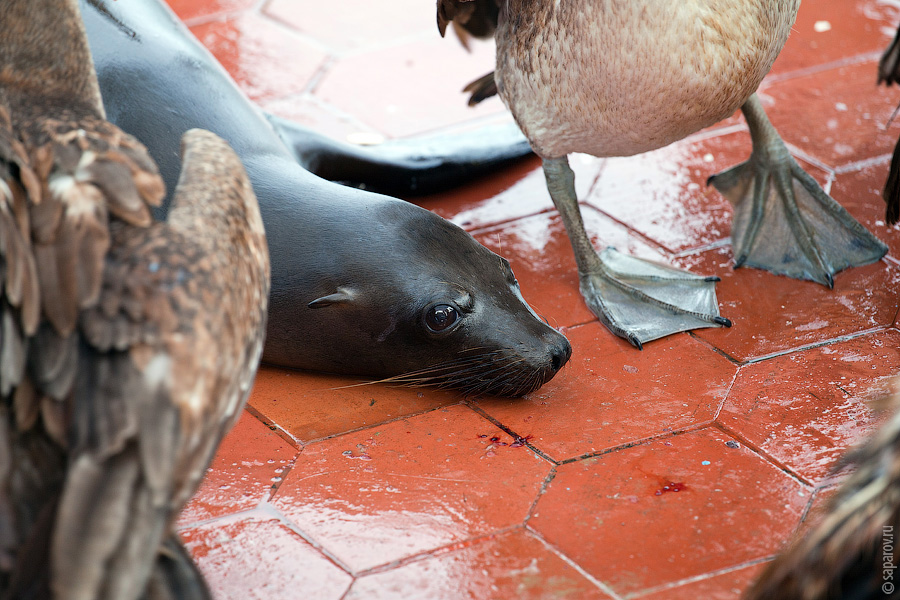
[{"xmin": 266, "ymin": 201, "xmax": 571, "ymax": 397}]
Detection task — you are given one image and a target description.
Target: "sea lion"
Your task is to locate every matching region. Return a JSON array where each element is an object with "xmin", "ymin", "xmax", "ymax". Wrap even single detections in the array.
[{"xmin": 80, "ymin": 0, "xmax": 571, "ymax": 396}]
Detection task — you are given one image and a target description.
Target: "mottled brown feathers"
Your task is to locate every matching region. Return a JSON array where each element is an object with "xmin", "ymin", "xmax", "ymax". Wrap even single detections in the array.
[{"xmin": 0, "ymin": 0, "xmax": 269, "ymax": 598}]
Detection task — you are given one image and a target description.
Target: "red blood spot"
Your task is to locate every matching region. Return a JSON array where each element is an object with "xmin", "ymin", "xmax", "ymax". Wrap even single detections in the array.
[
  {"xmin": 510, "ymin": 434, "xmax": 534, "ymax": 448},
  {"xmin": 654, "ymin": 482, "xmax": 687, "ymax": 496}
]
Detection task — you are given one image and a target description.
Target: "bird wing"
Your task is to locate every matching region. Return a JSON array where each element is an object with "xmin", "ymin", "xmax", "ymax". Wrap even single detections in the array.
[{"xmin": 46, "ymin": 128, "xmax": 267, "ymax": 600}]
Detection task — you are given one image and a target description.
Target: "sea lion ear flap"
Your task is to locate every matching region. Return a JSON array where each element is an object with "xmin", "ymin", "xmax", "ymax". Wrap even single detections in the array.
[{"xmin": 308, "ymin": 287, "xmax": 357, "ymax": 309}]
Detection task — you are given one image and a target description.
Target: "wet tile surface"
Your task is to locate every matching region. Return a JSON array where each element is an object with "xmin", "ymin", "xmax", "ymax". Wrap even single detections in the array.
[
  {"xmin": 270, "ymin": 405, "xmax": 551, "ymax": 573},
  {"xmin": 181, "ymin": 512, "xmax": 352, "ymax": 600},
  {"xmin": 344, "ymin": 529, "xmax": 613, "ymax": 600},
  {"xmin": 164, "ymin": 0, "xmax": 900, "ymax": 597},
  {"xmin": 472, "ymin": 323, "xmax": 737, "ymax": 462},
  {"xmin": 529, "ymin": 429, "xmax": 809, "ymax": 596},
  {"xmin": 719, "ymin": 329, "xmax": 900, "ymax": 484},
  {"xmin": 178, "ymin": 411, "xmax": 298, "ymax": 526}
]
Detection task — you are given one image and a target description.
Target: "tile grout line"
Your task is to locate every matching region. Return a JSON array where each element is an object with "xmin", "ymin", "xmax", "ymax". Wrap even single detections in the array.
[
  {"xmin": 524, "ymin": 524, "xmax": 626, "ymax": 600},
  {"xmin": 711, "ymin": 421, "xmax": 817, "ymax": 490},
  {"xmin": 556, "ymin": 421, "xmax": 719, "ymax": 466},
  {"xmin": 623, "ymin": 555, "xmax": 777, "ymax": 599}
]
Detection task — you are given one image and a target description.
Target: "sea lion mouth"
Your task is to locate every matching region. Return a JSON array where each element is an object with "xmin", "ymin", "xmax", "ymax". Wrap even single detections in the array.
[{"xmin": 373, "ymin": 346, "xmax": 570, "ymax": 397}]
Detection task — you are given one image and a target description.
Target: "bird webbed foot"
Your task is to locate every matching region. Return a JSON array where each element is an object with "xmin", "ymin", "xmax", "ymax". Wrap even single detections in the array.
[
  {"xmin": 581, "ymin": 248, "xmax": 731, "ymax": 349},
  {"xmin": 710, "ymin": 154, "xmax": 887, "ymax": 288}
]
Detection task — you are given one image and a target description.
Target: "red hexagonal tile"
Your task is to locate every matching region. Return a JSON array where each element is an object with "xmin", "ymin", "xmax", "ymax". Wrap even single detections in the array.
[
  {"xmin": 313, "ymin": 37, "xmax": 504, "ymax": 138},
  {"xmin": 419, "ymin": 153, "xmax": 603, "ymax": 231},
  {"xmin": 763, "ymin": 60, "xmax": 900, "ymax": 168},
  {"xmin": 178, "ymin": 410, "xmax": 298, "ymax": 526},
  {"xmin": 189, "ymin": 12, "xmax": 327, "ymax": 103},
  {"xmin": 584, "ymin": 130, "xmax": 741, "ymax": 255},
  {"xmin": 247, "ymin": 367, "xmax": 463, "ymax": 443},
  {"xmin": 686, "ymin": 247, "xmax": 900, "ymax": 362},
  {"xmin": 831, "ymin": 158, "xmax": 900, "ymax": 257},
  {"xmin": 263, "ymin": 0, "xmax": 435, "ymax": 53},
  {"xmin": 472, "ymin": 322, "xmax": 737, "ymax": 462},
  {"xmin": 718, "ymin": 329, "xmax": 900, "ymax": 484},
  {"xmin": 587, "ymin": 129, "xmax": 833, "ymax": 256},
  {"xmin": 164, "ymin": 0, "xmax": 257, "ymax": 23},
  {"xmin": 270, "ymin": 405, "xmax": 552, "ymax": 572},
  {"xmin": 529, "ymin": 428, "xmax": 809, "ymax": 596},
  {"xmin": 344, "ymin": 529, "xmax": 613, "ymax": 599},
  {"xmin": 769, "ymin": 0, "xmax": 900, "ymax": 76},
  {"xmin": 181, "ymin": 512, "xmax": 352, "ymax": 599},
  {"xmin": 636, "ymin": 562, "xmax": 766, "ymax": 600}
]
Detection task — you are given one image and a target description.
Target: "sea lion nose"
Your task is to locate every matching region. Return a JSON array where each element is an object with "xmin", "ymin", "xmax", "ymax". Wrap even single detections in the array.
[{"xmin": 549, "ymin": 336, "xmax": 572, "ymax": 372}]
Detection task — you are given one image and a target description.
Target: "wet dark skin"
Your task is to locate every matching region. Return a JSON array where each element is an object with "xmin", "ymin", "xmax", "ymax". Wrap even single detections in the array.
[{"xmin": 81, "ymin": 0, "xmax": 570, "ymax": 397}]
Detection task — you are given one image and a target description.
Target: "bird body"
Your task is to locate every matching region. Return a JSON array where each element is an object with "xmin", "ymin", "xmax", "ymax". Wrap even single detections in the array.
[
  {"xmin": 438, "ymin": 0, "xmax": 886, "ymax": 345},
  {"xmin": 0, "ymin": 0, "xmax": 269, "ymax": 598},
  {"xmin": 495, "ymin": 0, "xmax": 797, "ymax": 158}
]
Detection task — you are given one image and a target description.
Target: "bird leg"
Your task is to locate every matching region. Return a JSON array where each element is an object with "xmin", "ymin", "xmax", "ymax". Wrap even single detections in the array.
[
  {"xmin": 542, "ymin": 157, "xmax": 731, "ymax": 349},
  {"xmin": 709, "ymin": 93, "xmax": 887, "ymax": 288}
]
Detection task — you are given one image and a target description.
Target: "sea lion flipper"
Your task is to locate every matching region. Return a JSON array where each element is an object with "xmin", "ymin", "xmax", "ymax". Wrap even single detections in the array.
[
  {"xmin": 265, "ymin": 113, "xmax": 532, "ymax": 197},
  {"xmin": 709, "ymin": 95, "xmax": 887, "ymax": 287},
  {"xmin": 308, "ymin": 288, "xmax": 356, "ymax": 309}
]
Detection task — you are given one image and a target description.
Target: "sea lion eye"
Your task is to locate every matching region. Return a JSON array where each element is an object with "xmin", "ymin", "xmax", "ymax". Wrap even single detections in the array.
[{"xmin": 425, "ymin": 304, "xmax": 459, "ymax": 332}]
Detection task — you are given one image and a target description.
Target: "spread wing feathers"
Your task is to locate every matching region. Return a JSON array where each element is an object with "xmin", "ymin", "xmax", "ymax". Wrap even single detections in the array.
[
  {"xmin": 15, "ymin": 112, "xmax": 165, "ymax": 337},
  {"xmin": 44, "ymin": 129, "xmax": 268, "ymax": 600},
  {"xmin": 437, "ymin": 0, "xmax": 499, "ymax": 45},
  {"xmin": 746, "ymin": 386, "xmax": 900, "ymax": 600},
  {"xmin": 0, "ymin": 106, "xmax": 40, "ymax": 394}
]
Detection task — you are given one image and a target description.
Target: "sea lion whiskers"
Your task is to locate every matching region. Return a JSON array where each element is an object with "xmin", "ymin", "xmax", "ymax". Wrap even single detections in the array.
[
  {"xmin": 328, "ymin": 348, "xmax": 548, "ymax": 397},
  {"xmin": 321, "ymin": 351, "xmax": 507, "ymax": 391},
  {"xmin": 398, "ymin": 351, "xmax": 545, "ymax": 397}
]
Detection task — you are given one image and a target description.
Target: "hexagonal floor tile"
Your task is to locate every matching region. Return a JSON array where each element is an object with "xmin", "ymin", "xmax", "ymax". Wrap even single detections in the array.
[
  {"xmin": 769, "ymin": 0, "xmax": 900, "ymax": 76},
  {"xmin": 529, "ymin": 428, "xmax": 809, "ymax": 596},
  {"xmin": 634, "ymin": 562, "xmax": 766, "ymax": 600},
  {"xmin": 313, "ymin": 37, "xmax": 503, "ymax": 138},
  {"xmin": 189, "ymin": 12, "xmax": 327, "ymax": 103},
  {"xmin": 181, "ymin": 511, "xmax": 352, "ymax": 600},
  {"xmin": 687, "ymin": 247, "xmax": 900, "ymax": 362},
  {"xmin": 763, "ymin": 60, "xmax": 900, "ymax": 169},
  {"xmin": 344, "ymin": 529, "xmax": 613, "ymax": 599},
  {"xmin": 831, "ymin": 159, "xmax": 900, "ymax": 258},
  {"xmin": 247, "ymin": 367, "xmax": 463, "ymax": 443},
  {"xmin": 718, "ymin": 328, "xmax": 900, "ymax": 484},
  {"xmin": 263, "ymin": 0, "xmax": 435, "ymax": 53},
  {"xmin": 178, "ymin": 410, "xmax": 298, "ymax": 526},
  {"xmin": 165, "ymin": 0, "xmax": 257, "ymax": 23},
  {"xmin": 270, "ymin": 405, "xmax": 552, "ymax": 572},
  {"xmin": 585, "ymin": 129, "xmax": 746, "ymax": 255},
  {"xmin": 472, "ymin": 322, "xmax": 737, "ymax": 462},
  {"xmin": 419, "ymin": 152, "xmax": 600, "ymax": 232}
]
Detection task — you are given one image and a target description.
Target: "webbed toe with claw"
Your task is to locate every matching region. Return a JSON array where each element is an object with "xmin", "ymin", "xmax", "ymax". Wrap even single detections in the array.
[
  {"xmin": 580, "ymin": 248, "xmax": 731, "ymax": 349},
  {"xmin": 709, "ymin": 95, "xmax": 887, "ymax": 287}
]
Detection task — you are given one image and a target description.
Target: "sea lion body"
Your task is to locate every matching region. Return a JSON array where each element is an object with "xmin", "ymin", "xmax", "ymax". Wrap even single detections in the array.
[{"xmin": 81, "ymin": 0, "xmax": 570, "ymax": 395}]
